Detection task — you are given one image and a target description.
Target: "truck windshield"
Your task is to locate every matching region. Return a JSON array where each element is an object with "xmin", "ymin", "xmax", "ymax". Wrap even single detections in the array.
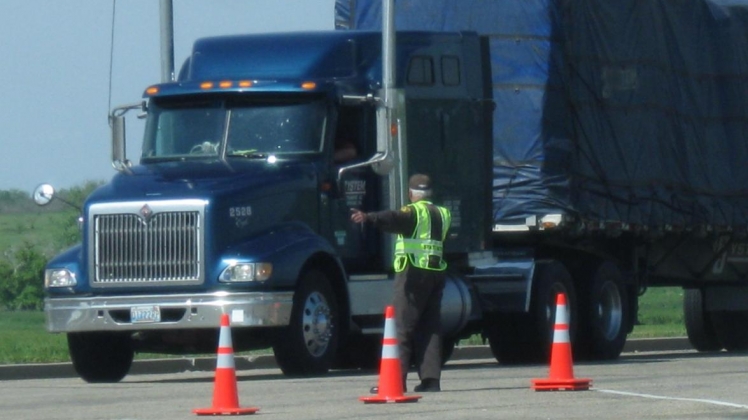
[{"xmin": 141, "ymin": 96, "xmax": 327, "ymax": 161}]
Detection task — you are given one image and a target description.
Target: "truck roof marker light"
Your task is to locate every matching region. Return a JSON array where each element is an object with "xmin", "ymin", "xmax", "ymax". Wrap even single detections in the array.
[
  {"xmin": 301, "ymin": 81, "xmax": 317, "ymax": 90},
  {"xmin": 239, "ymin": 80, "xmax": 253, "ymax": 88},
  {"xmin": 390, "ymin": 123, "xmax": 398, "ymax": 137},
  {"xmin": 200, "ymin": 81, "xmax": 214, "ymax": 90},
  {"xmin": 145, "ymin": 86, "xmax": 159, "ymax": 95},
  {"xmin": 219, "ymin": 81, "xmax": 233, "ymax": 88}
]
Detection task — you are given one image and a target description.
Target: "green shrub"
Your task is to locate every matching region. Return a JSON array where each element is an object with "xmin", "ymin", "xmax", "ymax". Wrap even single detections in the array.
[{"xmin": 0, "ymin": 242, "xmax": 47, "ymax": 310}]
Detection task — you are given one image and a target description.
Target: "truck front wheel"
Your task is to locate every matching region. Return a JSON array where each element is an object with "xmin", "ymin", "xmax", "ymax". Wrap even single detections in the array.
[
  {"xmin": 273, "ymin": 269, "xmax": 339, "ymax": 375},
  {"xmin": 68, "ymin": 332, "xmax": 133, "ymax": 383}
]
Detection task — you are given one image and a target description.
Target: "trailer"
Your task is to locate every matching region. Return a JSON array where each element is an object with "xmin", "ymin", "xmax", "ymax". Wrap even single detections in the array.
[{"xmin": 337, "ymin": 0, "xmax": 748, "ymax": 357}]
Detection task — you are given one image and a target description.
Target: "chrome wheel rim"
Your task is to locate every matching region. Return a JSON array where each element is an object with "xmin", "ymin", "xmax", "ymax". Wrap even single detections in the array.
[{"xmin": 301, "ymin": 291, "xmax": 332, "ymax": 357}]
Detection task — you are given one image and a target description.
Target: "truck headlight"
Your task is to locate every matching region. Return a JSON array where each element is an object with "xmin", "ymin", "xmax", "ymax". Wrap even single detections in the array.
[
  {"xmin": 45, "ymin": 269, "xmax": 77, "ymax": 288},
  {"xmin": 219, "ymin": 262, "xmax": 272, "ymax": 282}
]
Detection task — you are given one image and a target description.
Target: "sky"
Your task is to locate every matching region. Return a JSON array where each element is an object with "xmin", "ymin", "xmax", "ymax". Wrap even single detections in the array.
[{"xmin": 0, "ymin": 0, "xmax": 336, "ymax": 193}]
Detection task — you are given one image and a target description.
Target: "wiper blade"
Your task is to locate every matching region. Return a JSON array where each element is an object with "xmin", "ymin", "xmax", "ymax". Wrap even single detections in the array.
[{"xmin": 226, "ymin": 149, "xmax": 267, "ymax": 159}]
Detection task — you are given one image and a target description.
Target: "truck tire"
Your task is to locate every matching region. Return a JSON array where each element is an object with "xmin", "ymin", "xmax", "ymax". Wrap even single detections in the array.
[
  {"xmin": 683, "ymin": 288, "xmax": 722, "ymax": 352},
  {"xmin": 711, "ymin": 310, "xmax": 748, "ymax": 351},
  {"xmin": 485, "ymin": 312, "xmax": 537, "ymax": 364},
  {"xmin": 530, "ymin": 261, "xmax": 577, "ymax": 361},
  {"xmin": 575, "ymin": 261, "xmax": 629, "ymax": 360},
  {"xmin": 68, "ymin": 332, "xmax": 133, "ymax": 383},
  {"xmin": 486, "ymin": 261, "xmax": 576, "ymax": 364},
  {"xmin": 273, "ymin": 269, "xmax": 339, "ymax": 375}
]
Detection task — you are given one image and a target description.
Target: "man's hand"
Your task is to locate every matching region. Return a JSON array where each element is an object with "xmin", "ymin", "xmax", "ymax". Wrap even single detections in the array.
[{"xmin": 350, "ymin": 208, "xmax": 367, "ymax": 224}]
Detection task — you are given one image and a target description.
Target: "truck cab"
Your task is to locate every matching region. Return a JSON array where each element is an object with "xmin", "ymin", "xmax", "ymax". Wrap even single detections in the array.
[{"xmin": 39, "ymin": 30, "xmax": 488, "ymax": 382}]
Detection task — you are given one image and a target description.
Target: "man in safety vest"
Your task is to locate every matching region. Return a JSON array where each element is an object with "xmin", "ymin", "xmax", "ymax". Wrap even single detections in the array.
[{"xmin": 350, "ymin": 173, "xmax": 451, "ymax": 393}]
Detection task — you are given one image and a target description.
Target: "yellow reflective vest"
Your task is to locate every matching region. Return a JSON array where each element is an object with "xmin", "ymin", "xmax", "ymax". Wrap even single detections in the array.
[{"xmin": 394, "ymin": 201, "xmax": 451, "ymax": 272}]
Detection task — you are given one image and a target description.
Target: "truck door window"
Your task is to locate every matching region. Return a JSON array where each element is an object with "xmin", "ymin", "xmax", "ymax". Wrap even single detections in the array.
[{"xmin": 333, "ymin": 106, "xmax": 364, "ymax": 163}]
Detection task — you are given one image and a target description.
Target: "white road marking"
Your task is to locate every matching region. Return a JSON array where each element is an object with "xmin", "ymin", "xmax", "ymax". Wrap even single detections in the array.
[{"xmin": 595, "ymin": 388, "xmax": 748, "ymax": 409}]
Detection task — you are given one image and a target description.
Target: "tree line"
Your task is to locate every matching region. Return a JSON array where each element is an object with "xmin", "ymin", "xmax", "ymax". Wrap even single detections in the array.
[{"xmin": 0, "ymin": 181, "xmax": 103, "ymax": 310}]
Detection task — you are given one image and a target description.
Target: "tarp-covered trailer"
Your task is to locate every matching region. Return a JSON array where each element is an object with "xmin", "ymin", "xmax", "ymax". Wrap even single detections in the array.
[{"xmin": 336, "ymin": 0, "xmax": 748, "ymax": 357}]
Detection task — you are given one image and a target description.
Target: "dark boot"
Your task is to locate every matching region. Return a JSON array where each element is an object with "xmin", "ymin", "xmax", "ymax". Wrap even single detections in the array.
[{"xmin": 414, "ymin": 378, "xmax": 440, "ymax": 392}]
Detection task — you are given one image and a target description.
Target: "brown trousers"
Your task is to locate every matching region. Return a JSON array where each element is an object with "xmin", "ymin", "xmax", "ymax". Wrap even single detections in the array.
[{"xmin": 393, "ymin": 265, "xmax": 446, "ymax": 381}]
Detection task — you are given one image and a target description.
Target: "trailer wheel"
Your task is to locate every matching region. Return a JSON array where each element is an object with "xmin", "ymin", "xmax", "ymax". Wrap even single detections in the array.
[
  {"xmin": 575, "ymin": 261, "xmax": 629, "ymax": 360},
  {"xmin": 273, "ymin": 269, "xmax": 339, "ymax": 375},
  {"xmin": 531, "ymin": 261, "xmax": 577, "ymax": 361},
  {"xmin": 485, "ymin": 312, "xmax": 537, "ymax": 364},
  {"xmin": 486, "ymin": 261, "xmax": 576, "ymax": 364},
  {"xmin": 711, "ymin": 310, "xmax": 748, "ymax": 352},
  {"xmin": 683, "ymin": 288, "xmax": 722, "ymax": 352},
  {"xmin": 68, "ymin": 332, "xmax": 133, "ymax": 383}
]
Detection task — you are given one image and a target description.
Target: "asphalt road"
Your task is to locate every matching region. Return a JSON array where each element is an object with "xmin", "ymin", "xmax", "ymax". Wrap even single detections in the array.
[{"xmin": 3, "ymin": 340, "xmax": 748, "ymax": 420}]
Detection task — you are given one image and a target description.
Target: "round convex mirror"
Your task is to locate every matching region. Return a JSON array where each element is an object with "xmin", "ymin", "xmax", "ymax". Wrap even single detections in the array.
[{"xmin": 33, "ymin": 184, "xmax": 55, "ymax": 206}]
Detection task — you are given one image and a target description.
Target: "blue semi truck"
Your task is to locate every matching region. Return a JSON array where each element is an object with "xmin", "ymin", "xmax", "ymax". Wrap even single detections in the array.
[{"xmin": 35, "ymin": 0, "xmax": 748, "ymax": 382}]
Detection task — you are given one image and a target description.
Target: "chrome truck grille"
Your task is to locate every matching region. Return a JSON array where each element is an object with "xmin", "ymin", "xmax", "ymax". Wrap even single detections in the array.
[{"xmin": 88, "ymin": 200, "xmax": 206, "ymax": 287}]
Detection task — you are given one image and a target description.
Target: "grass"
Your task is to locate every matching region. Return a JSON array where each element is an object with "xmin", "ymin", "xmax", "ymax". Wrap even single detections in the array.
[
  {"xmin": 0, "ymin": 311, "xmax": 68, "ymax": 363},
  {"xmin": 631, "ymin": 286, "xmax": 686, "ymax": 338},
  {"xmin": 0, "ymin": 286, "xmax": 686, "ymax": 364}
]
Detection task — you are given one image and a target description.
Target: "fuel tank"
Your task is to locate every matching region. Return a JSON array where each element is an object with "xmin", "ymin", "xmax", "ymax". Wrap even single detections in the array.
[{"xmin": 440, "ymin": 274, "xmax": 474, "ymax": 337}]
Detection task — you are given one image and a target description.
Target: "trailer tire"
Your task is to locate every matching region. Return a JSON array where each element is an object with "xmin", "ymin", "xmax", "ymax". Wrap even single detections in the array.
[
  {"xmin": 273, "ymin": 269, "xmax": 339, "ymax": 376},
  {"xmin": 711, "ymin": 310, "xmax": 748, "ymax": 352},
  {"xmin": 68, "ymin": 332, "xmax": 133, "ymax": 383},
  {"xmin": 486, "ymin": 261, "xmax": 576, "ymax": 364},
  {"xmin": 531, "ymin": 261, "xmax": 577, "ymax": 361},
  {"xmin": 485, "ymin": 312, "xmax": 539, "ymax": 364},
  {"xmin": 683, "ymin": 288, "xmax": 722, "ymax": 352},
  {"xmin": 575, "ymin": 261, "xmax": 629, "ymax": 360}
]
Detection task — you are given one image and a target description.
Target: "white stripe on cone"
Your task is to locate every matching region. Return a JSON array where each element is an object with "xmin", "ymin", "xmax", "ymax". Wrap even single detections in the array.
[{"xmin": 552, "ymin": 302, "xmax": 570, "ymax": 344}]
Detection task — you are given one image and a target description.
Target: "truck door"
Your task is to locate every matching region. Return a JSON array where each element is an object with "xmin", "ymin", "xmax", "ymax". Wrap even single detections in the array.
[{"xmin": 329, "ymin": 105, "xmax": 386, "ymax": 273}]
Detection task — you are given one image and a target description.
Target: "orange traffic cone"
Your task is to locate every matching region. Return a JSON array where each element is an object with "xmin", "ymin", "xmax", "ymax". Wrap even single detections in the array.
[
  {"xmin": 193, "ymin": 313, "xmax": 260, "ymax": 415},
  {"xmin": 360, "ymin": 306, "xmax": 421, "ymax": 403},
  {"xmin": 531, "ymin": 293, "xmax": 591, "ymax": 391}
]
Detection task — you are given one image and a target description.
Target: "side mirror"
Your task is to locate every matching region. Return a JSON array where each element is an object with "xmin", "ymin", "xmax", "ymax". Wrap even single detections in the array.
[
  {"xmin": 32, "ymin": 184, "xmax": 55, "ymax": 206},
  {"xmin": 109, "ymin": 101, "xmax": 143, "ymax": 173},
  {"xmin": 32, "ymin": 183, "xmax": 83, "ymax": 212},
  {"xmin": 111, "ymin": 115, "xmax": 127, "ymax": 166}
]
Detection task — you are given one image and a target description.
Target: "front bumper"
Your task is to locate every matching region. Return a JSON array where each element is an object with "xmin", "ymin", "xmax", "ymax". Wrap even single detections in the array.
[{"xmin": 44, "ymin": 291, "xmax": 293, "ymax": 333}]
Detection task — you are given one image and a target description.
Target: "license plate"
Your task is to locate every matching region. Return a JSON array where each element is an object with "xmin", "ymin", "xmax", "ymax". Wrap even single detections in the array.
[{"xmin": 131, "ymin": 305, "xmax": 161, "ymax": 323}]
